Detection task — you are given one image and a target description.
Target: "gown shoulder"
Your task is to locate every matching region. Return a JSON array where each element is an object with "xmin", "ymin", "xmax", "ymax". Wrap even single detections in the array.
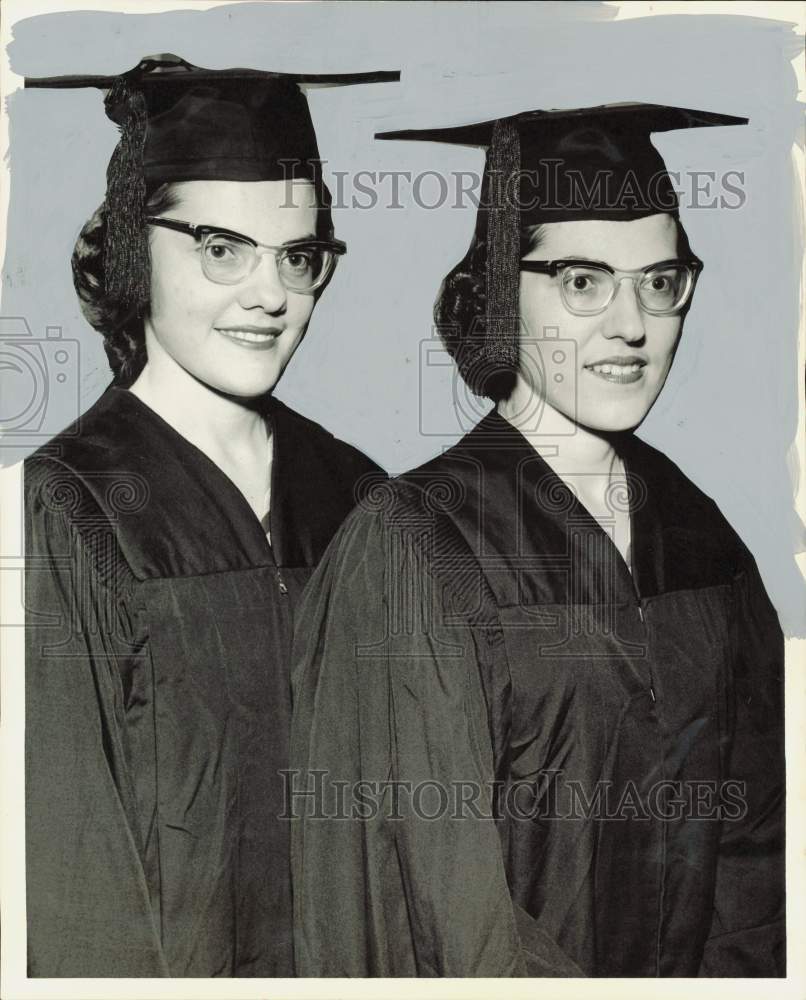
[
  {"xmin": 269, "ymin": 396, "xmax": 383, "ymax": 481},
  {"xmin": 25, "ymin": 387, "xmax": 386, "ymax": 579}
]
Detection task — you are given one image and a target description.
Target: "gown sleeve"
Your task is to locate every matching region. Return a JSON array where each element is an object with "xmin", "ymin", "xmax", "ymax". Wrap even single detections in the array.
[
  {"xmin": 698, "ymin": 543, "xmax": 786, "ymax": 976},
  {"xmin": 25, "ymin": 459, "xmax": 168, "ymax": 977},
  {"xmin": 290, "ymin": 498, "xmax": 583, "ymax": 977}
]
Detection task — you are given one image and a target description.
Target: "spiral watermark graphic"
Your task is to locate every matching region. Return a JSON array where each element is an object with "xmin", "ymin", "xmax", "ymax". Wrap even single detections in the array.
[
  {"xmin": 104, "ymin": 474, "xmax": 150, "ymax": 514},
  {"xmin": 535, "ymin": 472, "xmax": 578, "ymax": 515},
  {"xmin": 604, "ymin": 472, "xmax": 648, "ymax": 515},
  {"xmin": 38, "ymin": 474, "xmax": 83, "ymax": 515},
  {"xmin": 355, "ymin": 471, "xmax": 397, "ymax": 514},
  {"xmin": 422, "ymin": 473, "xmax": 466, "ymax": 515},
  {"xmin": 35, "ymin": 470, "xmax": 150, "ymax": 517}
]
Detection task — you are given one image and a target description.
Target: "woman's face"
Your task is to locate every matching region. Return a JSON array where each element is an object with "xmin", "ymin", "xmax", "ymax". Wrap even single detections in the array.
[
  {"xmin": 145, "ymin": 179, "xmax": 319, "ymax": 398},
  {"xmin": 518, "ymin": 213, "xmax": 684, "ymax": 432}
]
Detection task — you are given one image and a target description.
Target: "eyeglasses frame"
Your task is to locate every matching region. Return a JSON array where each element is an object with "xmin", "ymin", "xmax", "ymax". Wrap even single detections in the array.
[
  {"xmin": 519, "ymin": 256, "xmax": 704, "ymax": 316},
  {"xmin": 146, "ymin": 217, "xmax": 347, "ymax": 292}
]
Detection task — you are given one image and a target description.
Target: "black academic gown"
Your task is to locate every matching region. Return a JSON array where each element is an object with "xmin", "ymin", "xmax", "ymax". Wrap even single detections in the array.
[
  {"xmin": 25, "ymin": 385, "xmax": 380, "ymax": 977},
  {"xmin": 291, "ymin": 410, "xmax": 785, "ymax": 977}
]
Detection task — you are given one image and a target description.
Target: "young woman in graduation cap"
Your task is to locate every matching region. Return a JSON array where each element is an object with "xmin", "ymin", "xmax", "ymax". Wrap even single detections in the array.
[
  {"xmin": 23, "ymin": 55, "xmax": 397, "ymax": 977},
  {"xmin": 290, "ymin": 105, "xmax": 785, "ymax": 977}
]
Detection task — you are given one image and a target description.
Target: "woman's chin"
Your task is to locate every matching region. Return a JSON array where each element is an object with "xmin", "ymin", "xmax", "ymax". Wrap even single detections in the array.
[
  {"xmin": 573, "ymin": 403, "xmax": 650, "ymax": 435},
  {"xmin": 570, "ymin": 384, "xmax": 663, "ymax": 434},
  {"xmin": 188, "ymin": 362, "xmax": 289, "ymax": 401},
  {"xmin": 505, "ymin": 386, "xmax": 653, "ymax": 436}
]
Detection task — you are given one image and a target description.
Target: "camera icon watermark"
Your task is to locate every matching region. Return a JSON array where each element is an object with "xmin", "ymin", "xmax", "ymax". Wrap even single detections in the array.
[
  {"xmin": 418, "ymin": 324, "xmax": 579, "ymax": 437},
  {"xmin": 510, "ymin": 326, "xmax": 579, "ymax": 435},
  {"xmin": 0, "ymin": 317, "xmax": 81, "ymax": 443}
]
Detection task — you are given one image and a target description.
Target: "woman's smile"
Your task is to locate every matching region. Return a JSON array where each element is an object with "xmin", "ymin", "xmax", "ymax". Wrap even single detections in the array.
[
  {"xmin": 215, "ymin": 324, "xmax": 285, "ymax": 348},
  {"xmin": 583, "ymin": 355, "xmax": 647, "ymax": 384}
]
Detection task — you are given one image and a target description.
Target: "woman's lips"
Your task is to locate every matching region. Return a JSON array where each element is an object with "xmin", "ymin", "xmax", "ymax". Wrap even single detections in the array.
[
  {"xmin": 216, "ymin": 326, "xmax": 283, "ymax": 349},
  {"xmin": 583, "ymin": 359, "xmax": 646, "ymax": 384}
]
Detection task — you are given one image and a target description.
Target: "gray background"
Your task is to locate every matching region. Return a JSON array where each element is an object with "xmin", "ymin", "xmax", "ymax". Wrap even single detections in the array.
[{"xmin": 2, "ymin": 1, "xmax": 804, "ymax": 633}]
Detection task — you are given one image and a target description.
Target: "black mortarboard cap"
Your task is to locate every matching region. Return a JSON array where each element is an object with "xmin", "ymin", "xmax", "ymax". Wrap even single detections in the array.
[
  {"xmin": 26, "ymin": 54, "xmax": 399, "ymax": 312},
  {"xmin": 377, "ymin": 103, "xmax": 747, "ymax": 397},
  {"xmin": 378, "ymin": 103, "xmax": 747, "ymax": 223}
]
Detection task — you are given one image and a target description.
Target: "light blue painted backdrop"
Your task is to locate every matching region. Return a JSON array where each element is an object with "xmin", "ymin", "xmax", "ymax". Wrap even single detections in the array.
[{"xmin": 2, "ymin": 2, "xmax": 803, "ymax": 631}]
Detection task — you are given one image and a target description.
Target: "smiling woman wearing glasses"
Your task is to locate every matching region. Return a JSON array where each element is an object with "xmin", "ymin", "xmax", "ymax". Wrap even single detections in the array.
[
  {"xmin": 23, "ymin": 55, "xmax": 396, "ymax": 977},
  {"xmin": 291, "ymin": 104, "xmax": 785, "ymax": 978}
]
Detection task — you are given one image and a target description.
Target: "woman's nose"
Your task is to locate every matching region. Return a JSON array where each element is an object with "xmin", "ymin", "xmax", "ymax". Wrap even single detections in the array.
[
  {"xmin": 237, "ymin": 254, "xmax": 288, "ymax": 314},
  {"xmin": 600, "ymin": 277, "xmax": 646, "ymax": 343}
]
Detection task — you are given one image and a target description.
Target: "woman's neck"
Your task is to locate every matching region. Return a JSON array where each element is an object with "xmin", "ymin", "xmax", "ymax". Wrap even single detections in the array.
[
  {"xmin": 129, "ymin": 356, "xmax": 269, "ymax": 463},
  {"xmin": 497, "ymin": 375, "xmax": 619, "ymax": 475},
  {"xmin": 499, "ymin": 376, "xmax": 632, "ymax": 569}
]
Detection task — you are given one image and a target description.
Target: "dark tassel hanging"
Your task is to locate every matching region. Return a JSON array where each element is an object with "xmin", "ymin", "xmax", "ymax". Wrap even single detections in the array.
[
  {"xmin": 483, "ymin": 118, "xmax": 521, "ymax": 375},
  {"xmin": 459, "ymin": 118, "xmax": 521, "ymax": 398},
  {"xmin": 103, "ymin": 76, "xmax": 150, "ymax": 314},
  {"xmin": 312, "ymin": 160, "xmax": 335, "ymax": 239}
]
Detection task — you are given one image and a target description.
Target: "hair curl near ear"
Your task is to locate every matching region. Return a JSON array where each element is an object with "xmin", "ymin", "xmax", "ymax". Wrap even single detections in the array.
[{"xmin": 71, "ymin": 183, "xmax": 176, "ymax": 386}]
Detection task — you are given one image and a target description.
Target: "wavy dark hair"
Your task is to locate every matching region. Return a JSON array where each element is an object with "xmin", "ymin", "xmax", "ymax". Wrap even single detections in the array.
[
  {"xmin": 72, "ymin": 181, "xmax": 336, "ymax": 387},
  {"xmin": 72, "ymin": 184, "xmax": 178, "ymax": 387},
  {"xmin": 434, "ymin": 218, "xmax": 695, "ymax": 402}
]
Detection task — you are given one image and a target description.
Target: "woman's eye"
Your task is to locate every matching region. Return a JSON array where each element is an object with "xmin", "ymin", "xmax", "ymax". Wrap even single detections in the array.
[
  {"xmin": 208, "ymin": 244, "xmax": 234, "ymax": 259},
  {"xmin": 204, "ymin": 238, "xmax": 242, "ymax": 261},
  {"xmin": 284, "ymin": 251, "xmax": 313, "ymax": 271},
  {"xmin": 565, "ymin": 269, "xmax": 603, "ymax": 294},
  {"xmin": 649, "ymin": 275, "xmax": 671, "ymax": 291}
]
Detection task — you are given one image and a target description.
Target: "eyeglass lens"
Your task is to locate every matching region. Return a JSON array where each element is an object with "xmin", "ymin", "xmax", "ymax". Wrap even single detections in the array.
[
  {"xmin": 560, "ymin": 263, "xmax": 693, "ymax": 315},
  {"xmin": 202, "ymin": 233, "xmax": 332, "ymax": 290}
]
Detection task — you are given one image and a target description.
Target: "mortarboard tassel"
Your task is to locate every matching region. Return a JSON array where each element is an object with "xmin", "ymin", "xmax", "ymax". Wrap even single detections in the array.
[
  {"xmin": 484, "ymin": 118, "xmax": 521, "ymax": 373},
  {"xmin": 103, "ymin": 76, "xmax": 150, "ymax": 315},
  {"xmin": 461, "ymin": 118, "xmax": 521, "ymax": 397}
]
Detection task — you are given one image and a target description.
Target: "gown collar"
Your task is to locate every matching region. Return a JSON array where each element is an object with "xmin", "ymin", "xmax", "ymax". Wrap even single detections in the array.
[
  {"xmin": 451, "ymin": 408, "xmax": 665, "ymax": 602},
  {"xmin": 80, "ymin": 386, "xmax": 357, "ymax": 573}
]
